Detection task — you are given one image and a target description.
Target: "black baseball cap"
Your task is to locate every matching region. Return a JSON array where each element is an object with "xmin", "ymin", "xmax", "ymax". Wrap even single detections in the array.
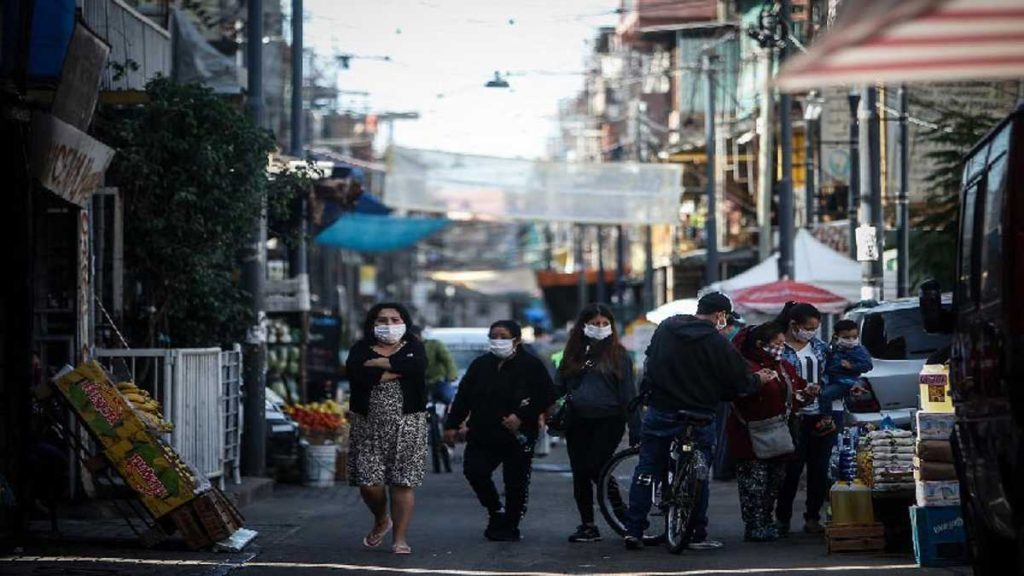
[{"xmin": 697, "ymin": 292, "xmax": 733, "ymax": 315}]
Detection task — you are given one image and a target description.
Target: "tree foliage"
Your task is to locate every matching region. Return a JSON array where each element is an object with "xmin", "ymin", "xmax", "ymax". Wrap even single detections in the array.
[
  {"xmin": 910, "ymin": 97, "xmax": 998, "ymax": 289},
  {"xmin": 98, "ymin": 78, "xmax": 303, "ymax": 347}
]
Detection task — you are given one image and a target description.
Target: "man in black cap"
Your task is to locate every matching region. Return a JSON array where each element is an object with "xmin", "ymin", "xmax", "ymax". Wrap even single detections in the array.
[{"xmin": 623, "ymin": 292, "xmax": 774, "ymax": 550}]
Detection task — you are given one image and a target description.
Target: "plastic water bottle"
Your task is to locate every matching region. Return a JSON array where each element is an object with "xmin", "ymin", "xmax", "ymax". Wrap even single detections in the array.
[{"xmin": 514, "ymin": 431, "xmax": 532, "ymax": 453}]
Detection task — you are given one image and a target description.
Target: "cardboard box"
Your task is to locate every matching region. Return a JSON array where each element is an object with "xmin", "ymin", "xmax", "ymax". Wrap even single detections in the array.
[
  {"xmin": 919, "ymin": 364, "xmax": 953, "ymax": 413},
  {"xmin": 910, "ymin": 505, "xmax": 968, "ymax": 567},
  {"xmin": 917, "ymin": 411, "xmax": 956, "ymax": 441},
  {"xmin": 916, "ymin": 480, "xmax": 961, "ymax": 507}
]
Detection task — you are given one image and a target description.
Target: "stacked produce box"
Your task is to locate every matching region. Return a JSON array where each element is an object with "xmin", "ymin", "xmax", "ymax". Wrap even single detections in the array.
[
  {"xmin": 52, "ymin": 361, "xmax": 248, "ymax": 549},
  {"xmin": 914, "ymin": 411, "xmax": 959, "ymax": 506}
]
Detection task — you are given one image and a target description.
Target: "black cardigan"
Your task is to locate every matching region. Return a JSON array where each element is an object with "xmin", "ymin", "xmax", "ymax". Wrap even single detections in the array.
[{"xmin": 346, "ymin": 338, "xmax": 428, "ymax": 416}]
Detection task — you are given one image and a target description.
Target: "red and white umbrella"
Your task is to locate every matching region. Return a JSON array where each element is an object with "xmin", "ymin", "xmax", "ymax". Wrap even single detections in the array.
[
  {"xmin": 776, "ymin": 0, "xmax": 1024, "ymax": 91},
  {"xmin": 731, "ymin": 279, "xmax": 849, "ymax": 315}
]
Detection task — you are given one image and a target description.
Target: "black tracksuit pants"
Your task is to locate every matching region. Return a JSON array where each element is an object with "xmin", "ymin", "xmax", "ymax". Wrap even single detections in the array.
[
  {"xmin": 565, "ymin": 416, "xmax": 626, "ymax": 525},
  {"xmin": 463, "ymin": 440, "xmax": 533, "ymax": 528}
]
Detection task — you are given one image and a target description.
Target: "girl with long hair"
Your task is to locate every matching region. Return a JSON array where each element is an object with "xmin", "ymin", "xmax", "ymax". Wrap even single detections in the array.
[{"xmin": 555, "ymin": 304, "xmax": 639, "ymax": 543}]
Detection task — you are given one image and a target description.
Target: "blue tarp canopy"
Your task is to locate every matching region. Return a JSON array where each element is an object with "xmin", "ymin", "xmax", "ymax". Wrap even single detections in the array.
[{"xmin": 315, "ymin": 213, "xmax": 448, "ymax": 253}]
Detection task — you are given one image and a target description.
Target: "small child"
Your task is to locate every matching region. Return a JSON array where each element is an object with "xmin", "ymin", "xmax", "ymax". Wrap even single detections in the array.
[{"xmin": 815, "ymin": 319, "xmax": 874, "ymax": 436}]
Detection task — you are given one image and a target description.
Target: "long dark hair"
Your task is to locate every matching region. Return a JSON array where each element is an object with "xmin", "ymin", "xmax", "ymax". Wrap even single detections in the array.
[
  {"xmin": 361, "ymin": 302, "xmax": 418, "ymax": 344},
  {"xmin": 775, "ymin": 301, "xmax": 822, "ymax": 329},
  {"xmin": 559, "ymin": 304, "xmax": 626, "ymax": 380}
]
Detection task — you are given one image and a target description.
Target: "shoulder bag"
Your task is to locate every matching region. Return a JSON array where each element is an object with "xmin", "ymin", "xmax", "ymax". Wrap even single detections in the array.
[{"xmin": 547, "ymin": 363, "xmax": 590, "ymax": 436}]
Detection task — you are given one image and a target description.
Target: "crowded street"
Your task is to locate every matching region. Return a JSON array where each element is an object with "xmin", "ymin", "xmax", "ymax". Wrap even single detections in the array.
[{"xmin": 3, "ymin": 0, "xmax": 1024, "ymax": 575}]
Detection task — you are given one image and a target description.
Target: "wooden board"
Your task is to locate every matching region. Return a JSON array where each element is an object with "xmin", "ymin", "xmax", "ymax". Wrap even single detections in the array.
[{"xmin": 826, "ymin": 522, "xmax": 886, "ymax": 554}]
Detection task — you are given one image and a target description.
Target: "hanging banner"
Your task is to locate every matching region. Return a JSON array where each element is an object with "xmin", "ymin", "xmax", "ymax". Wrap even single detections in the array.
[
  {"xmin": 386, "ymin": 147, "xmax": 683, "ymax": 225},
  {"xmin": 856, "ymin": 224, "xmax": 879, "ymax": 262},
  {"xmin": 31, "ymin": 112, "xmax": 115, "ymax": 207}
]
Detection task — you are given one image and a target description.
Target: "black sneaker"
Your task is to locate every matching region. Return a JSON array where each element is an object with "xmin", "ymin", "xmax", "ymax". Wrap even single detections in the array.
[
  {"xmin": 624, "ymin": 535, "xmax": 644, "ymax": 550},
  {"xmin": 488, "ymin": 526, "xmax": 522, "ymax": 542},
  {"xmin": 568, "ymin": 524, "xmax": 602, "ymax": 543},
  {"xmin": 775, "ymin": 520, "xmax": 791, "ymax": 537},
  {"xmin": 484, "ymin": 511, "xmax": 507, "ymax": 541}
]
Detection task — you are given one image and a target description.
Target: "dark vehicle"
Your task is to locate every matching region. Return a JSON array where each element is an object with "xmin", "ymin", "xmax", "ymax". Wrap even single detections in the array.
[{"xmin": 920, "ymin": 102, "xmax": 1024, "ymax": 575}]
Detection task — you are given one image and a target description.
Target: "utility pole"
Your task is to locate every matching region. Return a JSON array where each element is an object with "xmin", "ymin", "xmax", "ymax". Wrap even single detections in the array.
[
  {"xmin": 242, "ymin": 0, "xmax": 267, "ymax": 477},
  {"xmin": 288, "ymin": 0, "xmax": 307, "ymax": 280},
  {"xmin": 847, "ymin": 90, "xmax": 860, "ymax": 260},
  {"xmin": 615, "ymin": 225, "xmax": 627, "ymax": 309},
  {"xmin": 576, "ymin": 224, "xmax": 587, "ymax": 311},
  {"xmin": 703, "ymin": 50, "xmax": 719, "ymax": 285},
  {"xmin": 777, "ymin": 0, "xmax": 795, "ymax": 280},
  {"xmin": 870, "ymin": 88, "xmax": 884, "ymax": 299},
  {"xmin": 804, "ymin": 93, "xmax": 818, "ymax": 229},
  {"xmin": 596, "ymin": 226, "xmax": 607, "ymax": 304},
  {"xmin": 756, "ymin": 47, "xmax": 774, "ymax": 262},
  {"xmin": 897, "ymin": 85, "xmax": 910, "ymax": 297},
  {"xmin": 636, "ymin": 97, "xmax": 655, "ymax": 312},
  {"xmin": 858, "ymin": 86, "xmax": 883, "ymax": 301}
]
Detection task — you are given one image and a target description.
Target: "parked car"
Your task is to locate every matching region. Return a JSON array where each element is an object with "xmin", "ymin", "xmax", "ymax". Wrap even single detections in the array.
[
  {"xmin": 842, "ymin": 297, "xmax": 952, "ymax": 428},
  {"xmin": 422, "ymin": 328, "xmax": 491, "ymax": 389},
  {"xmin": 265, "ymin": 387, "xmax": 300, "ymax": 477}
]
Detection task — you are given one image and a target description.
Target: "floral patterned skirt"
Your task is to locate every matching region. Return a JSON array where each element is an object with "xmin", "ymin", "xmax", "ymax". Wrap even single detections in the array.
[{"xmin": 347, "ymin": 381, "xmax": 427, "ymax": 487}]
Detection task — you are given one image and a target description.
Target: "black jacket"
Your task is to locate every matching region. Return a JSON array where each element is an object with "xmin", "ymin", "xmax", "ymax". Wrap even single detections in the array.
[
  {"xmin": 346, "ymin": 338, "xmax": 428, "ymax": 416},
  {"xmin": 643, "ymin": 315, "xmax": 759, "ymax": 415},
  {"xmin": 555, "ymin": 349, "xmax": 640, "ymax": 441},
  {"xmin": 445, "ymin": 348, "xmax": 557, "ymax": 447}
]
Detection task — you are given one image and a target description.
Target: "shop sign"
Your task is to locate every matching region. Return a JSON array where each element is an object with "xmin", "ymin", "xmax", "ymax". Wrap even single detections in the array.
[
  {"xmin": 31, "ymin": 112, "xmax": 115, "ymax": 207},
  {"xmin": 52, "ymin": 23, "xmax": 110, "ymax": 130},
  {"xmin": 855, "ymin": 224, "xmax": 878, "ymax": 262}
]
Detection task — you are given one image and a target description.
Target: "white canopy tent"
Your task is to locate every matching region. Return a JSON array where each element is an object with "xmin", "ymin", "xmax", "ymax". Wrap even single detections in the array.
[{"xmin": 706, "ymin": 229, "xmax": 896, "ymax": 303}]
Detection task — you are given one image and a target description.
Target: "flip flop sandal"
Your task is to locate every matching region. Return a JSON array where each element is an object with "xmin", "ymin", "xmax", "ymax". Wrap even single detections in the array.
[
  {"xmin": 362, "ymin": 518, "xmax": 393, "ymax": 548},
  {"xmin": 392, "ymin": 543, "xmax": 412, "ymax": 555}
]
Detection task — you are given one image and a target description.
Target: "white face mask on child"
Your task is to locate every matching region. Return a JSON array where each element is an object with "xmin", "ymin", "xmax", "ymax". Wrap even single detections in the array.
[{"xmin": 836, "ymin": 337, "xmax": 860, "ymax": 349}]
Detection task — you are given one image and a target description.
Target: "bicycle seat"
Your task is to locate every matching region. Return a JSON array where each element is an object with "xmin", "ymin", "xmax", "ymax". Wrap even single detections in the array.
[{"xmin": 675, "ymin": 409, "xmax": 714, "ymax": 425}]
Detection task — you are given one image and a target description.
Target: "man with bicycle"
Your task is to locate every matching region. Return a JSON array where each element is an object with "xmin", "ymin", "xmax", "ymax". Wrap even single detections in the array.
[{"xmin": 624, "ymin": 293, "xmax": 774, "ymax": 551}]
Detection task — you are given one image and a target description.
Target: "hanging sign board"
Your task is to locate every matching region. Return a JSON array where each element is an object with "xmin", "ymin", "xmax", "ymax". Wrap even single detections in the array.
[
  {"xmin": 855, "ymin": 224, "xmax": 879, "ymax": 262},
  {"xmin": 31, "ymin": 112, "xmax": 115, "ymax": 207},
  {"xmin": 52, "ymin": 23, "xmax": 111, "ymax": 130}
]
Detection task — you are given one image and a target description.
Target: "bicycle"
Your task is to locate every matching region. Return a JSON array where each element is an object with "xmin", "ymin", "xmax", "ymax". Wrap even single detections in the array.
[
  {"xmin": 597, "ymin": 409, "xmax": 712, "ymax": 553},
  {"xmin": 426, "ymin": 400, "xmax": 452, "ymax": 474}
]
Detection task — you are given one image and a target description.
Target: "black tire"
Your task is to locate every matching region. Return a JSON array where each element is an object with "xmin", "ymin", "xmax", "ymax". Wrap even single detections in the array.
[
  {"xmin": 597, "ymin": 446, "xmax": 666, "ymax": 546},
  {"xmin": 953, "ymin": 430, "xmax": 1020, "ymax": 576},
  {"xmin": 427, "ymin": 412, "xmax": 444, "ymax": 474},
  {"xmin": 666, "ymin": 453, "xmax": 702, "ymax": 554}
]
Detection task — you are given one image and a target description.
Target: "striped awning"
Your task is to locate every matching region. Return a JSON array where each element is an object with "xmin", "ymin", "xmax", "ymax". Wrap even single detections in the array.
[{"xmin": 776, "ymin": 0, "xmax": 1024, "ymax": 92}]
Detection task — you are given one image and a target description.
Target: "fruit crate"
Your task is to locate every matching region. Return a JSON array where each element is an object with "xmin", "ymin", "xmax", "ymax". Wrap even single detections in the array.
[
  {"xmin": 826, "ymin": 522, "xmax": 886, "ymax": 553},
  {"xmin": 169, "ymin": 488, "xmax": 245, "ymax": 550}
]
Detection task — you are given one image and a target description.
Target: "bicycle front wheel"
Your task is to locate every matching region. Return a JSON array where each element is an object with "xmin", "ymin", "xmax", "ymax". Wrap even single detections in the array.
[
  {"xmin": 666, "ymin": 451, "xmax": 703, "ymax": 554},
  {"xmin": 597, "ymin": 446, "xmax": 667, "ymax": 546}
]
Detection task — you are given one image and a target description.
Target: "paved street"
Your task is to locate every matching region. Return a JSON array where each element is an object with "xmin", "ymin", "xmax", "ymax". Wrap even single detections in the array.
[{"xmin": 1, "ymin": 444, "xmax": 971, "ymax": 576}]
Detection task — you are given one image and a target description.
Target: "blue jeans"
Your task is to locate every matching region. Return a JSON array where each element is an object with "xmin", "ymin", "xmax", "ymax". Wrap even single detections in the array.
[
  {"xmin": 818, "ymin": 382, "xmax": 852, "ymax": 417},
  {"xmin": 625, "ymin": 407, "xmax": 716, "ymax": 540}
]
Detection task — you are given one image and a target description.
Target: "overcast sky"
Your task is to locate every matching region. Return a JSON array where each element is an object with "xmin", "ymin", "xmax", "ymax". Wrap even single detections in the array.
[{"xmin": 302, "ymin": 0, "xmax": 619, "ymax": 159}]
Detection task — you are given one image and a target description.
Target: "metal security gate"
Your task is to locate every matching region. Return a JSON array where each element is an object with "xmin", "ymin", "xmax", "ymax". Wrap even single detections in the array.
[{"xmin": 94, "ymin": 347, "xmax": 242, "ymax": 487}]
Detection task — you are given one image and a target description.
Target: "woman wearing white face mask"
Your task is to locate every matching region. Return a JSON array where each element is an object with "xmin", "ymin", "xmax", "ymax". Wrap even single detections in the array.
[
  {"xmin": 444, "ymin": 320, "xmax": 556, "ymax": 542},
  {"xmin": 772, "ymin": 301, "xmax": 834, "ymax": 538},
  {"xmin": 553, "ymin": 304, "xmax": 639, "ymax": 543},
  {"xmin": 346, "ymin": 303, "xmax": 428, "ymax": 555}
]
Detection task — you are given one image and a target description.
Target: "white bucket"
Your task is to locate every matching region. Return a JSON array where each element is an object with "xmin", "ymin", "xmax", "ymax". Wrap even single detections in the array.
[{"xmin": 302, "ymin": 443, "xmax": 337, "ymax": 487}]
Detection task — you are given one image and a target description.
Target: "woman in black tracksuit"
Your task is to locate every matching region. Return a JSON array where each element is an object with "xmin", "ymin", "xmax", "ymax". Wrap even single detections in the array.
[{"xmin": 555, "ymin": 304, "xmax": 640, "ymax": 543}]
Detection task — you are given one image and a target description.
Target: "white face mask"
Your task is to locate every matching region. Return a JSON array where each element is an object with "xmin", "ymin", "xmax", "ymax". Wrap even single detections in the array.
[
  {"xmin": 374, "ymin": 323, "xmax": 406, "ymax": 344},
  {"xmin": 836, "ymin": 337, "xmax": 860, "ymax": 349},
  {"xmin": 584, "ymin": 324, "xmax": 613, "ymax": 341},
  {"xmin": 715, "ymin": 315, "xmax": 728, "ymax": 332},
  {"xmin": 489, "ymin": 338, "xmax": 516, "ymax": 359},
  {"xmin": 792, "ymin": 327, "xmax": 817, "ymax": 342}
]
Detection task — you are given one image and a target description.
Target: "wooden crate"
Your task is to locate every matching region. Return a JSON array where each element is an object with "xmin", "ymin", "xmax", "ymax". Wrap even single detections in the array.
[
  {"xmin": 826, "ymin": 523, "xmax": 886, "ymax": 554},
  {"xmin": 169, "ymin": 488, "xmax": 245, "ymax": 550}
]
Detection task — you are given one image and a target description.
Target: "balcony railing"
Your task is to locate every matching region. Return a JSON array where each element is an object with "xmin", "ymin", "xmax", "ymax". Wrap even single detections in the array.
[{"xmin": 81, "ymin": 0, "xmax": 171, "ymax": 91}]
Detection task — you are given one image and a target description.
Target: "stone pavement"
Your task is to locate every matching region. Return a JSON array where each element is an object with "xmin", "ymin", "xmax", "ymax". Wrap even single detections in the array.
[{"xmin": 0, "ymin": 442, "xmax": 973, "ymax": 576}]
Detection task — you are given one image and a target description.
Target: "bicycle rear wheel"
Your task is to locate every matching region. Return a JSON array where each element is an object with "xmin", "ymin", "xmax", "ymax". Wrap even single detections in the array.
[
  {"xmin": 597, "ymin": 446, "xmax": 667, "ymax": 546},
  {"xmin": 666, "ymin": 452, "xmax": 703, "ymax": 554}
]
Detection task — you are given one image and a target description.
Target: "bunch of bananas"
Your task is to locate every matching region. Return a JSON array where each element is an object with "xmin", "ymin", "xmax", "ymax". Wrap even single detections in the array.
[{"xmin": 116, "ymin": 381, "xmax": 174, "ymax": 433}]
